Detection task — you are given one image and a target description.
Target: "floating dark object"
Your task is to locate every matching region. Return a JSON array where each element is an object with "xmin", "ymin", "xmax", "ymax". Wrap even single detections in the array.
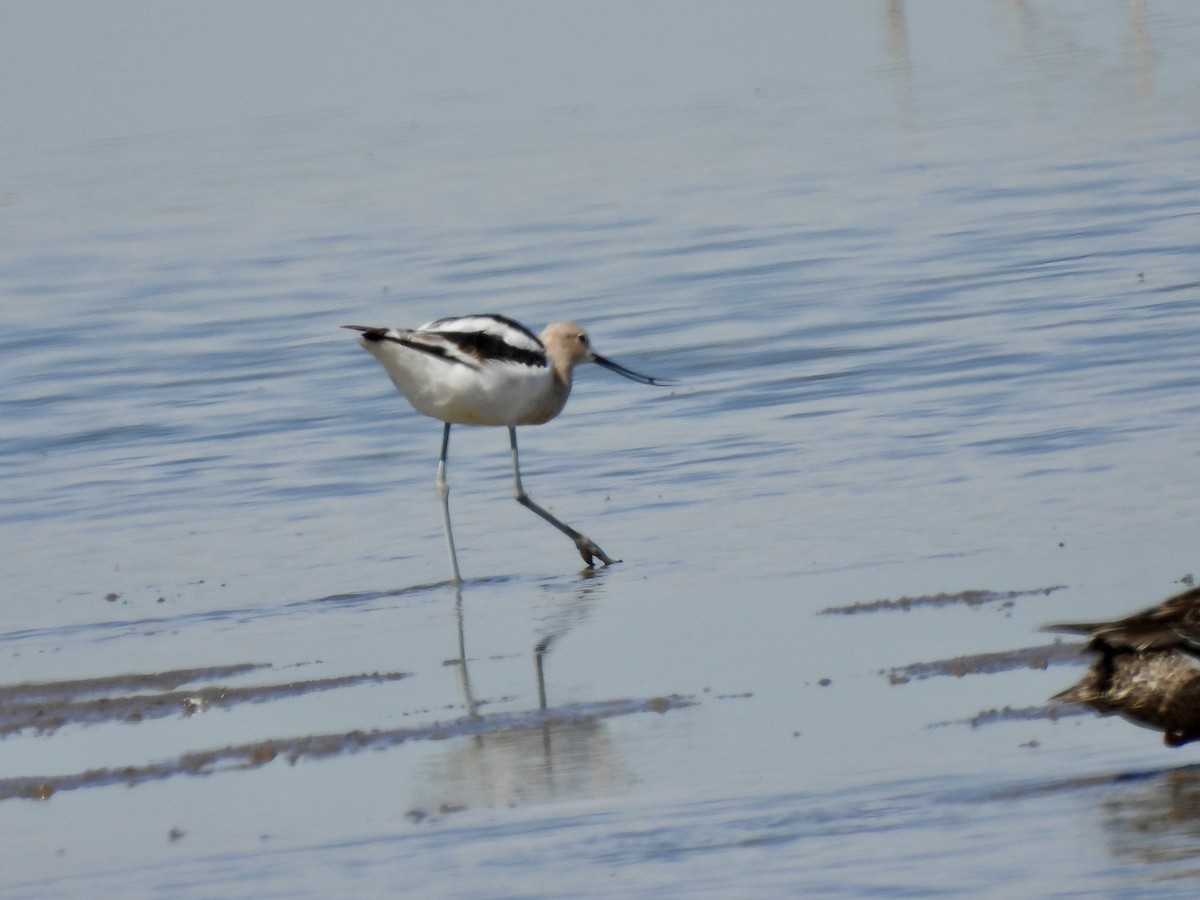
[{"xmin": 1046, "ymin": 586, "xmax": 1200, "ymax": 747}]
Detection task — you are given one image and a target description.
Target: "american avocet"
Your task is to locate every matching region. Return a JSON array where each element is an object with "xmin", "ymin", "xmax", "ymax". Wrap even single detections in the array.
[
  {"xmin": 344, "ymin": 314, "xmax": 670, "ymax": 579},
  {"xmin": 1045, "ymin": 585, "xmax": 1200, "ymax": 746}
]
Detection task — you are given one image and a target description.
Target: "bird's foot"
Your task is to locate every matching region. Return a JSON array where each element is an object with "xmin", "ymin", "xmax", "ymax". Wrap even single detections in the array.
[{"xmin": 575, "ymin": 536, "xmax": 620, "ymax": 568}]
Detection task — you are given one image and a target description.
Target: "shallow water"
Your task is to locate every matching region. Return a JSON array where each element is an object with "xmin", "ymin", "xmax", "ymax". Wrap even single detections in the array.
[{"xmin": 5, "ymin": 2, "xmax": 1200, "ymax": 895}]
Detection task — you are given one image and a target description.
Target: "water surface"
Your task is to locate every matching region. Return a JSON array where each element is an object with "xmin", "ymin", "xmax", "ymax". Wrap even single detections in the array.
[{"xmin": 4, "ymin": 2, "xmax": 1200, "ymax": 896}]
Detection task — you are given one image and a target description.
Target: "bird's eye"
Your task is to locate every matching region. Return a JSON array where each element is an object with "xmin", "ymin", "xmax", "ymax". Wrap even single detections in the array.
[{"xmin": 578, "ymin": 333, "xmax": 589, "ymax": 346}]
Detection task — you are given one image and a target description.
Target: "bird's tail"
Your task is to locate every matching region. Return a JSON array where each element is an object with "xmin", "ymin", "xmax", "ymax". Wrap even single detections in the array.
[{"xmin": 1040, "ymin": 622, "xmax": 1098, "ymax": 636}]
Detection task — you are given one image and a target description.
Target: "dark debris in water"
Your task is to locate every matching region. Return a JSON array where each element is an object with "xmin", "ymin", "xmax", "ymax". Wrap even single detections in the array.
[
  {"xmin": 0, "ymin": 664, "xmax": 409, "ymax": 737},
  {"xmin": 885, "ymin": 641, "xmax": 1087, "ymax": 684},
  {"xmin": 405, "ymin": 804, "xmax": 469, "ymax": 825},
  {"xmin": 819, "ymin": 585, "xmax": 1067, "ymax": 616},
  {"xmin": 0, "ymin": 694, "xmax": 695, "ymax": 802},
  {"xmin": 931, "ymin": 703, "xmax": 1092, "ymax": 730}
]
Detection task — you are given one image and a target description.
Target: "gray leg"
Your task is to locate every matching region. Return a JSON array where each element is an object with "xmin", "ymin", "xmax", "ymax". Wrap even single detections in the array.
[
  {"xmin": 508, "ymin": 426, "xmax": 618, "ymax": 568},
  {"xmin": 436, "ymin": 422, "xmax": 463, "ymax": 583}
]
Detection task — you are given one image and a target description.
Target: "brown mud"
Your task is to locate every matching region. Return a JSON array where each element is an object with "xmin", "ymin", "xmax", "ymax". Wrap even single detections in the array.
[
  {"xmin": 0, "ymin": 664, "xmax": 410, "ymax": 737},
  {"xmin": 819, "ymin": 584, "xmax": 1067, "ymax": 616},
  {"xmin": 0, "ymin": 693, "xmax": 695, "ymax": 802}
]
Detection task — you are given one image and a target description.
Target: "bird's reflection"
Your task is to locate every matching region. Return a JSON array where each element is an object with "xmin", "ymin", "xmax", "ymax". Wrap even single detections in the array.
[
  {"xmin": 534, "ymin": 634, "xmax": 552, "ymax": 711},
  {"xmin": 880, "ymin": 0, "xmax": 1160, "ymax": 128},
  {"xmin": 883, "ymin": 0, "xmax": 913, "ymax": 125},
  {"xmin": 452, "ymin": 583, "xmax": 478, "ymax": 718},
  {"xmin": 1128, "ymin": 0, "xmax": 1156, "ymax": 114},
  {"xmin": 1100, "ymin": 765, "xmax": 1200, "ymax": 867},
  {"xmin": 417, "ymin": 578, "xmax": 631, "ymax": 812}
]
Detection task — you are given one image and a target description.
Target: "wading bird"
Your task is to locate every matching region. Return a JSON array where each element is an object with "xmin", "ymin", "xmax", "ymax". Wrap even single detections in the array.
[
  {"xmin": 1046, "ymin": 585, "xmax": 1200, "ymax": 746},
  {"xmin": 344, "ymin": 314, "xmax": 670, "ymax": 580}
]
